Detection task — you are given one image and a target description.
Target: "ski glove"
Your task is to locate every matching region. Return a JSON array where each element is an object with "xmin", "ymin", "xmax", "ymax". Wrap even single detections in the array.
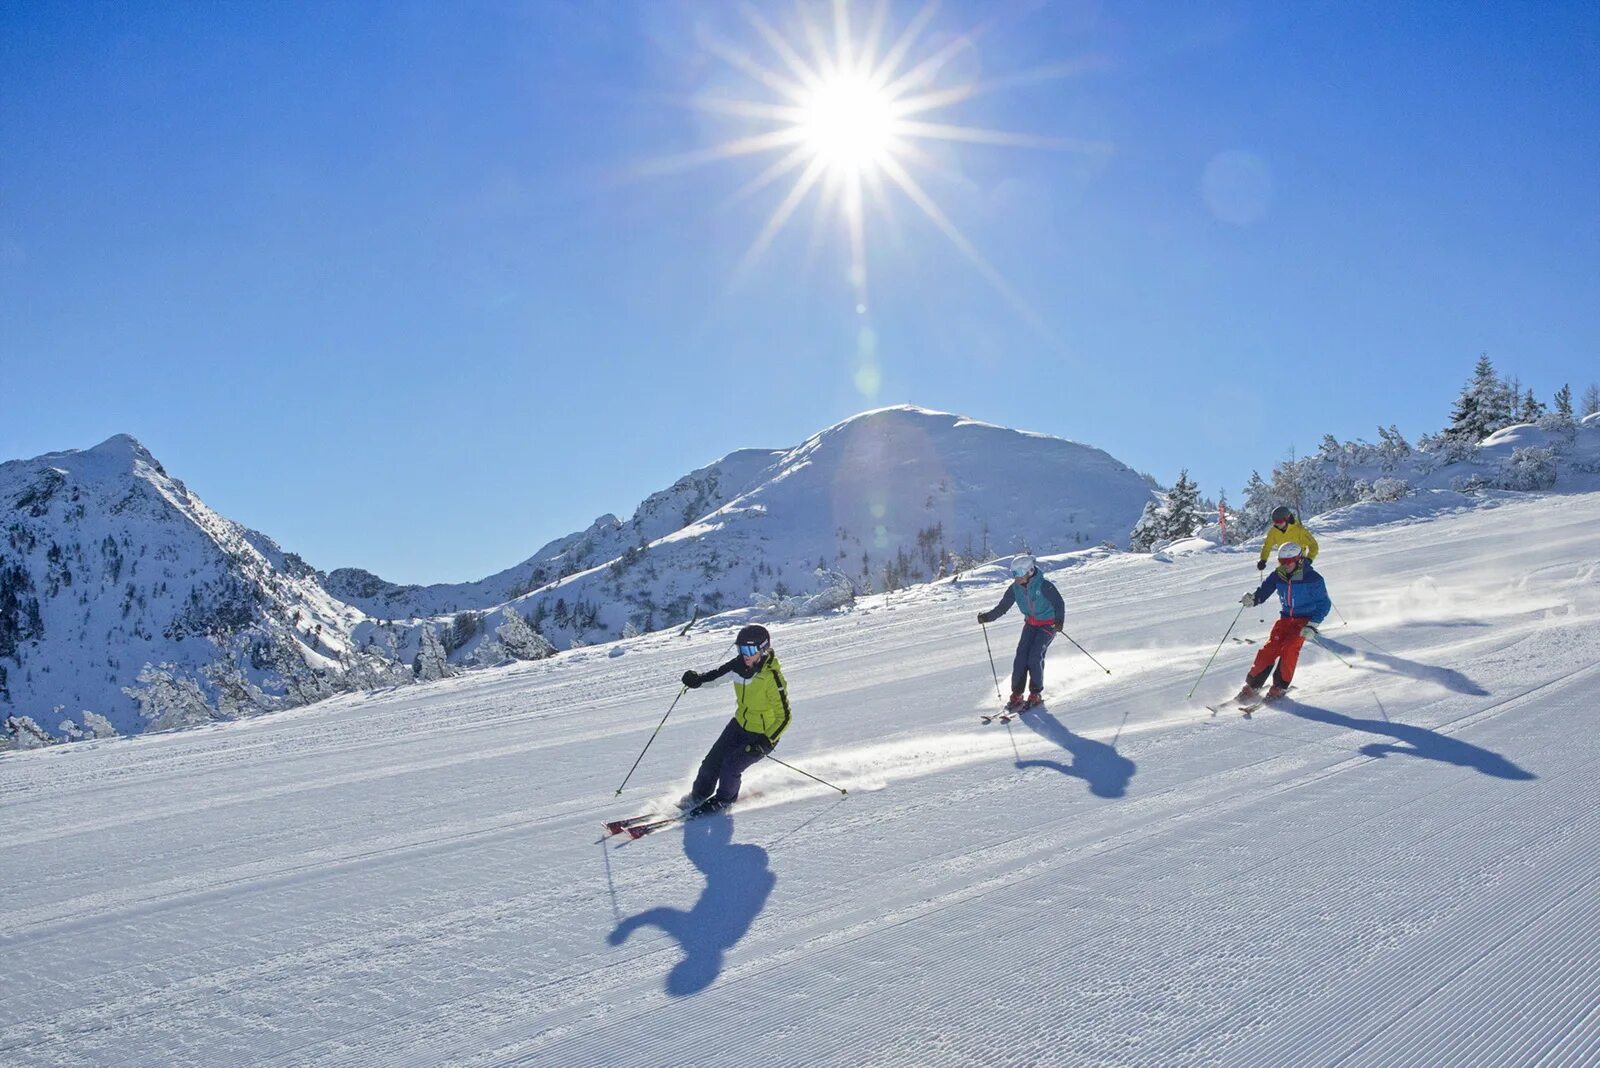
[
  {"xmin": 743, "ymin": 737, "xmax": 774, "ymax": 755},
  {"xmin": 1301, "ymin": 622, "xmax": 1319, "ymax": 638},
  {"xmin": 976, "ymin": 611, "xmax": 993, "ymax": 624},
  {"xmin": 1239, "ymin": 592, "xmax": 1256, "ymax": 608},
  {"xmin": 1256, "ymin": 559, "xmax": 1267, "ymax": 572},
  {"xmin": 681, "ymin": 670, "xmax": 702, "ymax": 689}
]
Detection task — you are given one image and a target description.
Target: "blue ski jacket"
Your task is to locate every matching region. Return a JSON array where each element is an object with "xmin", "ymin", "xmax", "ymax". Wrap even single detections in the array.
[
  {"xmin": 1249, "ymin": 560, "xmax": 1332, "ymax": 624},
  {"xmin": 980, "ymin": 570, "xmax": 1065, "ymax": 629}
]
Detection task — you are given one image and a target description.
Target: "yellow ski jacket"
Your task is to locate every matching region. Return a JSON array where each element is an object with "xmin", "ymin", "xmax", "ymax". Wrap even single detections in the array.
[{"xmin": 1259, "ymin": 520, "xmax": 1320, "ymax": 565}]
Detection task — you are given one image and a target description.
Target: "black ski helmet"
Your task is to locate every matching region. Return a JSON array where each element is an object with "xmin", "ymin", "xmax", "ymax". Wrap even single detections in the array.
[
  {"xmin": 735, "ymin": 624, "xmax": 771, "ymax": 655},
  {"xmin": 1271, "ymin": 506, "xmax": 1294, "ymax": 524}
]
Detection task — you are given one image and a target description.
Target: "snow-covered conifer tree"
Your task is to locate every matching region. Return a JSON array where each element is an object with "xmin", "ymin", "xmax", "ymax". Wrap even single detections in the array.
[
  {"xmin": 1238, "ymin": 471, "xmax": 1274, "ymax": 534},
  {"xmin": 1520, "ymin": 389, "xmax": 1546, "ymax": 423},
  {"xmin": 1582, "ymin": 383, "xmax": 1600, "ymax": 419},
  {"xmin": 1128, "ymin": 499, "xmax": 1163, "ymax": 552},
  {"xmin": 413, "ymin": 625, "xmax": 453, "ymax": 681},
  {"xmin": 1554, "ymin": 384, "xmax": 1574, "ymax": 420},
  {"xmin": 1161, "ymin": 470, "xmax": 1203, "ymax": 541},
  {"xmin": 1445, "ymin": 355, "xmax": 1513, "ymax": 443},
  {"xmin": 495, "ymin": 605, "xmax": 556, "ymax": 661}
]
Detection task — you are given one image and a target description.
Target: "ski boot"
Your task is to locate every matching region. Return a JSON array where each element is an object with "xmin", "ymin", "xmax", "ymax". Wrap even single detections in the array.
[
  {"xmin": 1232, "ymin": 684, "xmax": 1260, "ymax": 704},
  {"xmin": 1003, "ymin": 692, "xmax": 1026, "ymax": 713},
  {"xmin": 1265, "ymin": 684, "xmax": 1290, "ymax": 702},
  {"xmin": 676, "ymin": 792, "xmax": 711, "ymax": 812},
  {"xmin": 1023, "ymin": 692, "xmax": 1046, "ymax": 710}
]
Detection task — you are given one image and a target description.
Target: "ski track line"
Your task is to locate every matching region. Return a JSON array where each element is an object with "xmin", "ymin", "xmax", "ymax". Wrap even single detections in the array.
[{"xmin": 1211, "ymin": 748, "xmax": 1599, "ymax": 1067}]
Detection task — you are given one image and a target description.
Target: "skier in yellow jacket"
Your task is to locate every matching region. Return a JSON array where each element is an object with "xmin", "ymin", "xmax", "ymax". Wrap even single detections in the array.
[
  {"xmin": 678, "ymin": 624, "xmax": 791, "ymax": 812},
  {"xmin": 1258, "ymin": 506, "xmax": 1320, "ymax": 571}
]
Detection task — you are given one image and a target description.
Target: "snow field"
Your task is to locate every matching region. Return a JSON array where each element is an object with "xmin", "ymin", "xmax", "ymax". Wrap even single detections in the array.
[{"xmin": 2, "ymin": 492, "xmax": 1599, "ymax": 1066}]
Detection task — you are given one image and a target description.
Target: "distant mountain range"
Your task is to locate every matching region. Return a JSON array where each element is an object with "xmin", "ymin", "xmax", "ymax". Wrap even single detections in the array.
[{"xmin": 1, "ymin": 406, "xmax": 1155, "ymax": 736}]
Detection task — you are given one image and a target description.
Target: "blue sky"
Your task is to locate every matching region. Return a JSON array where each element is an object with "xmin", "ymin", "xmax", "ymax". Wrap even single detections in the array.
[{"xmin": 4, "ymin": 0, "xmax": 1597, "ymax": 582}]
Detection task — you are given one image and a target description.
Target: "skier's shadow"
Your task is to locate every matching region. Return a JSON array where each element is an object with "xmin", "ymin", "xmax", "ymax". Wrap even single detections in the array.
[
  {"xmin": 1317, "ymin": 636, "xmax": 1488, "ymax": 696},
  {"xmin": 1280, "ymin": 699, "xmax": 1535, "ymax": 781},
  {"xmin": 1014, "ymin": 708, "xmax": 1136, "ymax": 798},
  {"xmin": 607, "ymin": 814, "xmax": 776, "ymax": 996}
]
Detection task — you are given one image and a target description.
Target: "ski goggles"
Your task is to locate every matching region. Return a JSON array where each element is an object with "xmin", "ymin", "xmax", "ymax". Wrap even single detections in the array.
[
  {"xmin": 1010, "ymin": 563, "xmax": 1032, "ymax": 578},
  {"xmin": 737, "ymin": 643, "xmax": 766, "ymax": 657}
]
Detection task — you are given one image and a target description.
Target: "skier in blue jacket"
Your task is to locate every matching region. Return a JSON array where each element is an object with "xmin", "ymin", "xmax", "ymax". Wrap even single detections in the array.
[
  {"xmin": 1234, "ymin": 541, "xmax": 1333, "ymax": 703},
  {"xmin": 977, "ymin": 555, "xmax": 1065, "ymax": 712}
]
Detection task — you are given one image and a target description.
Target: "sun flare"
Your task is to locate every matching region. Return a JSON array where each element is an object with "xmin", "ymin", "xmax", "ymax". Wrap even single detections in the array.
[
  {"xmin": 797, "ymin": 73, "xmax": 897, "ymax": 176},
  {"xmin": 642, "ymin": 0, "xmax": 1103, "ymax": 351}
]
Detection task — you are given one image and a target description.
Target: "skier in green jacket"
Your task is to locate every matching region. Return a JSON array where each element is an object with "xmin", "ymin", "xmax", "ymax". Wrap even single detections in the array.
[{"xmin": 678, "ymin": 624, "xmax": 791, "ymax": 812}]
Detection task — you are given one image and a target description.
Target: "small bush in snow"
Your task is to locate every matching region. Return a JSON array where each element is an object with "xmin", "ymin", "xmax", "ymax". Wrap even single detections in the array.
[
  {"xmin": 124, "ymin": 664, "xmax": 220, "ymax": 733},
  {"xmin": 81, "ymin": 711, "xmax": 118, "ymax": 738},
  {"xmin": 1497, "ymin": 446, "xmax": 1558, "ymax": 491},
  {"xmin": 5, "ymin": 715, "xmax": 55, "ymax": 749},
  {"xmin": 1368, "ymin": 477, "xmax": 1410, "ymax": 502}
]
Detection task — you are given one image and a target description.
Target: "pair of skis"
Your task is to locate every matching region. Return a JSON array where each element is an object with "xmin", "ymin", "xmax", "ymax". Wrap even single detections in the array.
[
  {"xmin": 1206, "ymin": 687, "xmax": 1288, "ymax": 719},
  {"xmin": 980, "ymin": 703, "xmax": 1042, "ymax": 725},
  {"xmin": 603, "ymin": 793, "xmax": 742, "ymax": 840},
  {"xmin": 603, "ymin": 812, "xmax": 678, "ymax": 840}
]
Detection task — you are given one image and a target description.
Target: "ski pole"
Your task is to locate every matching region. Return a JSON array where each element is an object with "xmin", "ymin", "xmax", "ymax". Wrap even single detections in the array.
[
  {"xmin": 1333, "ymin": 603, "xmax": 1349, "ymax": 627},
  {"xmin": 613, "ymin": 685, "xmax": 688, "ymax": 796},
  {"xmin": 762, "ymin": 752, "xmax": 848, "ymax": 794},
  {"xmin": 980, "ymin": 621, "xmax": 1005, "ymax": 708},
  {"xmin": 1308, "ymin": 631, "xmax": 1356, "ymax": 669},
  {"xmin": 1187, "ymin": 603, "xmax": 1247, "ymax": 699},
  {"xmin": 1059, "ymin": 629, "xmax": 1111, "ymax": 674}
]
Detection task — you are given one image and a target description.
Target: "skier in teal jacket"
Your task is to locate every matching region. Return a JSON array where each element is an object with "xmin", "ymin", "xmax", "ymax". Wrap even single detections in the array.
[{"xmin": 977, "ymin": 555, "xmax": 1065, "ymax": 712}]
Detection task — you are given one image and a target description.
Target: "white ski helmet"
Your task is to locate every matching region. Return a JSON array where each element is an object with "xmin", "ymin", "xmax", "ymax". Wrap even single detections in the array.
[
  {"xmin": 1276, "ymin": 542, "xmax": 1303, "ymax": 561},
  {"xmin": 1010, "ymin": 555, "xmax": 1036, "ymax": 578}
]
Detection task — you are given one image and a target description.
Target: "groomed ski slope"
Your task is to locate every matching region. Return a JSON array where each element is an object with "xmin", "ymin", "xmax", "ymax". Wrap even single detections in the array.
[{"xmin": 4, "ymin": 492, "xmax": 1599, "ymax": 1067}]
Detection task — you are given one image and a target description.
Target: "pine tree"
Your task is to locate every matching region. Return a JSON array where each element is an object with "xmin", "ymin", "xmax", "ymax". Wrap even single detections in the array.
[
  {"xmin": 1554, "ymin": 384, "xmax": 1574, "ymax": 420},
  {"xmin": 1162, "ymin": 470, "xmax": 1203, "ymax": 541},
  {"xmin": 496, "ymin": 605, "xmax": 555, "ymax": 661},
  {"xmin": 413, "ymin": 625, "xmax": 452, "ymax": 681},
  {"xmin": 1128, "ymin": 499, "xmax": 1163, "ymax": 552},
  {"xmin": 1444, "ymin": 354, "xmax": 1512, "ymax": 443},
  {"xmin": 1582, "ymin": 383, "xmax": 1600, "ymax": 419},
  {"xmin": 1520, "ymin": 388, "xmax": 1545, "ymax": 422},
  {"xmin": 1239, "ymin": 470, "xmax": 1274, "ymax": 533}
]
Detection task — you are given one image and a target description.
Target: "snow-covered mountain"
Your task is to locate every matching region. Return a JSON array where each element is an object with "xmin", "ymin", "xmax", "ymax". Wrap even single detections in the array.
[
  {"xmin": 0, "ymin": 435, "xmax": 375, "ymax": 736},
  {"xmin": 444, "ymin": 406, "xmax": 1156, "ymax": 649},
  {"xmin": 1, "ymin": 408, "xmax": 1154, "ymax": 735},
  {"xmin": 321, "ymin": 448, "xmax": 789, "ymax": 619}
]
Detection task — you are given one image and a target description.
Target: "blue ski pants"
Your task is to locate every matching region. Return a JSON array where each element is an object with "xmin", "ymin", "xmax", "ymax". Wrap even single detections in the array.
[
  {"xmin": 692, "ymin": 718, "xmax": 771, "ymax": 804},
  {"xmin": 1011, "ymin": 625, "xmax": 1056, "ymax": 695}
]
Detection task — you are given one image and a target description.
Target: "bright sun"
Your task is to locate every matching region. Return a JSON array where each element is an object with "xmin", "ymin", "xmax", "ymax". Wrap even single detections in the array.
[
  {"xmin": 797, "ymin": 73, "xmax": 897, "ymax": 176},
  {"xmin": 641, "ymin": 0, "xmax": 1100, "ymax": 357}
]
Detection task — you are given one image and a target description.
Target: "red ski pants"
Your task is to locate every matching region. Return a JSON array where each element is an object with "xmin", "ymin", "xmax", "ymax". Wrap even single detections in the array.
[{"xmin": 1248, "ymin": 617, "xmax": 1310, "ymax": 688}]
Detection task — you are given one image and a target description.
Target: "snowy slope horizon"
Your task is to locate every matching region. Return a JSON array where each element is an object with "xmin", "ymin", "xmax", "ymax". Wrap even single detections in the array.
[
  {"xmin": 443, "ymin": 405, "xmax": 1157, "ymax": 650},
  {"xmin": 322, "ymin": 405, "xmax": 1155, "ymax": 633}
]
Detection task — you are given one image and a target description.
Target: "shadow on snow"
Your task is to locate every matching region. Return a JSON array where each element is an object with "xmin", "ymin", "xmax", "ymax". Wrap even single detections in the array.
[
  {"xmin": 607, "ymin": 813, "xmax": 775, "ymax": 996},
  {"xmin": 1280, "ymin": 699, "xmax": 1535, "ymax": 781},
  {"xmin": 1318, "ymin": 635, "xmax": 1489, "ymax": 696},
  {"xmin": 1014, "ymin": 708, "xmax": 1137, "ymax": 798}
]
